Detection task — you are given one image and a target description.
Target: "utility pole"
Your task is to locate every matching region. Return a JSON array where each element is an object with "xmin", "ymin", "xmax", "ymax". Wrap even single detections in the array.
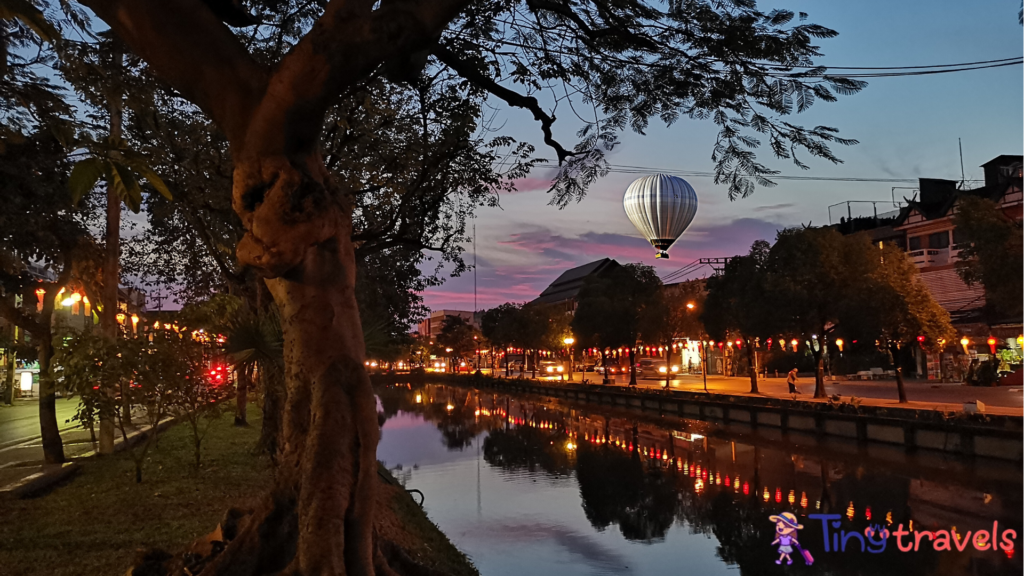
[{"xmin": 958, "ymin": 138, "xmax": 966, "ymax": 189}]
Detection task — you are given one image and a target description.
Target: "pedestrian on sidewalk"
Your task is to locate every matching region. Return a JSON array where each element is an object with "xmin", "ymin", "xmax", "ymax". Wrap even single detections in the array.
[{"xmin": 787, "ymin": 368, "xmax": 800, "ymax": 394}]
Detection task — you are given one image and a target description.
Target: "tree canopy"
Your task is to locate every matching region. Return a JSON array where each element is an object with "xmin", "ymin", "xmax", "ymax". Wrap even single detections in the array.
[{"xmin": 951, "ymin": 195, "xmax": 1023, "ymax": 321}]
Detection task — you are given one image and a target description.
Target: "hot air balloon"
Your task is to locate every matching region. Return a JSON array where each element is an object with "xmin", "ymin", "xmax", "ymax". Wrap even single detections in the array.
[{"xmin": 623, "ymin": 174, "xmax": 698, "ymax": 259}]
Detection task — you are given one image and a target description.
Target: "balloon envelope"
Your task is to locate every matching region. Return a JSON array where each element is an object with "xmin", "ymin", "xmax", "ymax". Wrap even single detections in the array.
[{"xmin": 623, "ymin": 174, "xmax": 698, "ymax": 259}]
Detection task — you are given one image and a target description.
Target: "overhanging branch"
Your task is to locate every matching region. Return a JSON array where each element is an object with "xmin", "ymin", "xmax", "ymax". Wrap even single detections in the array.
[{"xmin": 433, "ymin": 44, "xmax": 577, "ymax": 165}]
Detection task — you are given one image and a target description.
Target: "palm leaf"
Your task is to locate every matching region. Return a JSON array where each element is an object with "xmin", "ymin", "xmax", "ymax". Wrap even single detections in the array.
[{"xmin": 68, "ymin": 157, "xmax": 106, "ymax": 205}]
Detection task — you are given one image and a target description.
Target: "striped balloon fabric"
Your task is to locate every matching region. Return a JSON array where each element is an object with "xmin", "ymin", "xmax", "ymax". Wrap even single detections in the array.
[{"xmin": 623, "ymin": 174, "xmax": 698, "ymax": 259}]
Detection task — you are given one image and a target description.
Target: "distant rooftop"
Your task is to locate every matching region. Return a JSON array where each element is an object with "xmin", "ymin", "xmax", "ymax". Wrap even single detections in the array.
[{"xmin": 531, "ymin": 258, "xmax": 621, "ymax": 305}]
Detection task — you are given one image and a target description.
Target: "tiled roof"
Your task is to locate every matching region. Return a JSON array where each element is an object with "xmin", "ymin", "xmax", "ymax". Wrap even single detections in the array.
[{"xmin": 917, "ymin": 267, "xmax": 986, "ymax": 321}]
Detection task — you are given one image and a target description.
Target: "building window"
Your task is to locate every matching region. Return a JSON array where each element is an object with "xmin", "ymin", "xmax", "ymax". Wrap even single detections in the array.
[
  {"xmin": 928, "ymin": 231, "xmax": 949, "ymax": 249},
  {"xmin": 908, "ymin": 236, "xmax": 922, "ymax": 251}
]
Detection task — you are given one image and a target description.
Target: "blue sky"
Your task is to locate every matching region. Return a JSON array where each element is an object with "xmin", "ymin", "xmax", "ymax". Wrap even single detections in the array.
[{"xmin": 419, "ymin": 0, "xmax": 1024, "ymax": 312}]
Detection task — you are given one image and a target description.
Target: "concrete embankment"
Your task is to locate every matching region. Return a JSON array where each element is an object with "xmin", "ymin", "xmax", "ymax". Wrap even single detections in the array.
[{"xmin": 375, "ymin": 373, "xmax": 1024, "ymax": 463}]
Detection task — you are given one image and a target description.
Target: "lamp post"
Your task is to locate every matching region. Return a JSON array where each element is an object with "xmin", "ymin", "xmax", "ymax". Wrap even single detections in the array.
[
  {"xmin": 474, "ymin": 335, "xmax": 481, "ymax": 374},
  {"xmin": 701, "ymin": 339, "xmax": 709, "ymax": 393},
  {"xmin": 564, "ymin": 337, "xmax": 575, "ymax": 382}
]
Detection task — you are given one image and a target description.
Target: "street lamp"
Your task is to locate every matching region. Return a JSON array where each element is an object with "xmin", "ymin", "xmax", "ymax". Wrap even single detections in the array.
[
  {"xmin": 445, "ymin": 348, "xmax": 453, "ymax": 373},
  {"xmin": 564, "ymin": 337, "xmax": 575, "ymax": 382}
]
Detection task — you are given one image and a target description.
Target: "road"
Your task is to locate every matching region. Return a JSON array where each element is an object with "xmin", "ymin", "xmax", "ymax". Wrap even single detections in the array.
[
  {"xmin": 0, "ymin": 397, "xmax": 81, "ymax": 449},
  {"xmin": 480, "ymin": 369, "xmax": 1024, "ymax": 414}
]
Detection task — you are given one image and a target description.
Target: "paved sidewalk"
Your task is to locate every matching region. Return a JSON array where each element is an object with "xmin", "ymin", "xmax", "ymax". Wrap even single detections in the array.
[
  {"xmin": 0, "ymin": 397, "xmax": 81, "ymax": 449},
  {"xmin": 488, "ymin": 370, "xmax": 1024, "ymax": 416},
  {"xmin": 0, "ymin": 398, "xmax": 164, "ymax": 498}
]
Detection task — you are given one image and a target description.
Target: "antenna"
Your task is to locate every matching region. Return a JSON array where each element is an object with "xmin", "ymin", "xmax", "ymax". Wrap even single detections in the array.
[
  {"xmin": 958, "ymin": 138, "xmax": 966, "ymax": 189},
  {"xmin": 473, "ymin": 221, "xmax": 477, "ymax": 314}
]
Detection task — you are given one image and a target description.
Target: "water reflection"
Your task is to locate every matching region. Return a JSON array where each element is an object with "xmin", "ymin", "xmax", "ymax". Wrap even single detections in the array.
[{"xmin": 376, "ymin": 383, "xmax": 1022, "ymax": 576}]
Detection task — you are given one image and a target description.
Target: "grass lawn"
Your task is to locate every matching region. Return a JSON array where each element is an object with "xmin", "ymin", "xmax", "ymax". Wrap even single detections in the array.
[
  {"xmin": 0, "ymin": 408, "xmax": 273, "ymax": 576},
  {"xmin": 0, "ymin": 406, "xmax": 478, "ymax": 576}
]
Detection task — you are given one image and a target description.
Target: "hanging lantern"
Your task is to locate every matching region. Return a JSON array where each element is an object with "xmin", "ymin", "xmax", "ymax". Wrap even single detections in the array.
[
  {"xmin": 788, "ymin": 490, "xmax": 795, "ymax": 505},
  {"xmin": 763, "ymin": 487, "xmax": 770, "ymax": 502},
  {"xmin": 735, "ymin": 339, "xmax": 742, "ymax": 349},
  {"xmin": 836, "ymin": 338, "xmax": 844, "ymax": 352},
  {"xmin": 791, "ymin": 338, "xmax": 799, "ymax": 352},
  {"xmin": 800, "ymin": 492, "xmax": 808, "ymax": 508},
  {"xmin": 766, "ymin": 337, "xmax": 773, "ymax": 349},
  {"xmin": 960, "ymin": 337, "xmax": 970, "ymax": 353},
  {"xmin": 866, "ymin": 506, "xmax": 872, "ymax": 521},
  {"xmin": 846, "ymin": 502, "xmax": 855, "ymax": 521},
  {"xmin": 775, "ymin": 488, "xmax": 782, "ymax": 503},
  {"xmin": 743, "ymin": 482, "xmax": 749, "ymax": 495},
  {"xmin": 115, "ymin": 312, "xmax": 126, "ymax": 325},
  {"xmin": 987, "ymin": 337, "xmax": 997, "ymax": 355},
  {"xmin": 917, "ymin": 335, "xmax": 926, "ymax": 349}
]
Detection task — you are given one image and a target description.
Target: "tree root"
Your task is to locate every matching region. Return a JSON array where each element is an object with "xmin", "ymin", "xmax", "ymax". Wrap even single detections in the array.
[{"xmin": 128, "ymin": 491, "xmax": 455, "ymax": 576}]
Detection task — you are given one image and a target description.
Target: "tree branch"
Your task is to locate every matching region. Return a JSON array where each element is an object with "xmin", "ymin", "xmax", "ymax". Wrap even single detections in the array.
[
  {"xmin": 0, "ymin": 292, "xmax": 44, "ymax": 337},
  {"xmin": 433, "ymin": 44, "xmax": 578, "ymax": 164},
  {"xmin": 79, "ymin": 0, "xmax": 268, "ymax": 145},
  {"xmin": 246, "ymin": 0, "xmax": 472, "ymax": 156}
]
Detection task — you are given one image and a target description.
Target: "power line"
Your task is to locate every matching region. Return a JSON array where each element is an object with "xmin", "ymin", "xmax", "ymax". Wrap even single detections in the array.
[
  {"xmin": 533, "ymin": 161, "xmax": 984, "ymax": 185},
  {"xmin": 786, "ymin": 60, "xmax": 1022, "ymax": 78},
  {"xmin": 462, "ymin": 33, "xmax": 1022, "ymax": 78},
  {"xmin": 767, "ymin": 56, "xmax": 1022, "ymax": 71}
]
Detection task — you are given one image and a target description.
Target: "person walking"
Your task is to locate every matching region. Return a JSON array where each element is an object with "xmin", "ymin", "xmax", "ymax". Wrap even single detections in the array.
[{"xmin": 786, "ymin": 368, "xmax": 800, "ymax": 394}]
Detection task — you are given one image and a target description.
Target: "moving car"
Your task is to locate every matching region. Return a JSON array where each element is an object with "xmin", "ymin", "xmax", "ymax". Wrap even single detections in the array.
[
  {"xmin": 539, "ymin": 360, "xmax": 565, "ymax": 375},
  {"xmin": 640, "ymin": 359, "xmax": 680, "ymax": 379},
  {"xmin": 595, "ymin": 364, "xmax": 626, "ymax": 376}
]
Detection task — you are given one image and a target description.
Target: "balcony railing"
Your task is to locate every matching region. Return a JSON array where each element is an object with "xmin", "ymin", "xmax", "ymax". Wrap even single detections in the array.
[{"xmin": 909, "ymin": 248, "xmax": 949, "ymax": 267}]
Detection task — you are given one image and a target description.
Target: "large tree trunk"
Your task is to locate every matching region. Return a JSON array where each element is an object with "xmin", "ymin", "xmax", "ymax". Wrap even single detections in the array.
[
  {"xmin": 663, "ymin": 345, "xmax": 670, "ymax": 388},
  {"xmin": 3, "ymin": 324, "xmax": 14, "ymax": 405},
  {"xmin": 200, "ymin": 154, "xmax": 380, "ymax": 575},
  {"xmin": 891, "ymin": 343, "xmax": 908, "ymax": 403},
  {"xmin": 235, "ymin": 368, "xmax": 250, "ymax": 426},
  {"xmin": 812, "ymin": 337, "xmax": 826, "ymax": 399},
  {"xmin": 745, "ymin": 339, "xmax": 759, "ymax": 394},
  {"xmin": 37, "ymin": 289, "xmax": 64, "ymax": 464},
  {"xmin": 628, "ymin": 346, "xmax": 637, "ymax": 386}
]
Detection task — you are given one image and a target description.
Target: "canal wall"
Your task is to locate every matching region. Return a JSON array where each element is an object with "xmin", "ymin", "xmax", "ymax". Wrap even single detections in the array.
[{"xmin": 375, "ymin": 374, "xmax": 1024, "ymax": 462}]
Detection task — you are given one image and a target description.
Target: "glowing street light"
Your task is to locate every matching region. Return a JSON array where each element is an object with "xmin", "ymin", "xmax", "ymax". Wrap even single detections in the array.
[{"xmin": 564, "ymin": 337, "xmax": 575, "ymax": 382}]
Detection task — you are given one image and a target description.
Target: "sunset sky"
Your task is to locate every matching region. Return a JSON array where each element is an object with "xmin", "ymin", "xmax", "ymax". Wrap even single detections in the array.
[{"xmin": 418, "ymin": 0, "xmax": 1023, "ymax": 313}]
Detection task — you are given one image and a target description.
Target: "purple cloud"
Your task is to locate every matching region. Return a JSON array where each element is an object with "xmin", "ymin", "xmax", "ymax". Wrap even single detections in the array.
[{"xmin": 419, "ymin": 217, "xmax": 786, "ymax": 311}]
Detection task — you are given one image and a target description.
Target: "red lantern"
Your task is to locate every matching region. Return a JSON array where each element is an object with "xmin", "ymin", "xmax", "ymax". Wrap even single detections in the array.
[
  {"xmin": 917, "ymin": 335, "xmax": 926, "ymax": 349},
  {"xmin": 987, "ymin": 337, "xmax": 997, "ymax": 355},
  {"xmin": 767, "ymin": 338, "xmax": 773, "ymax": 349},
  {"xmin": 735, "ymin": 339, "xmax": 742, "ymax": 349}
]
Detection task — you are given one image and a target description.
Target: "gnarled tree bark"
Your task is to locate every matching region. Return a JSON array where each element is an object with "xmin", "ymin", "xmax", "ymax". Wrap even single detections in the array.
[{"xmin": 81, "ymin": 0, "xmax": 472, "ymax": 572}]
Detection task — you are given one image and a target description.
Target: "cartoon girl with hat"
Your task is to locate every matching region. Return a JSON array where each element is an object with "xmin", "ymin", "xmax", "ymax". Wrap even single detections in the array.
[{"xmin": 769, "ymin": 512, "xmax": 807, "ymax": 565}]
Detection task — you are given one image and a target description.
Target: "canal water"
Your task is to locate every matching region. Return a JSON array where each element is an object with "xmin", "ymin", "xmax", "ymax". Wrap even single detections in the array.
[{"xmin": 376, "ymin": 383, "xmax": 1022, "ymax": 576}]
